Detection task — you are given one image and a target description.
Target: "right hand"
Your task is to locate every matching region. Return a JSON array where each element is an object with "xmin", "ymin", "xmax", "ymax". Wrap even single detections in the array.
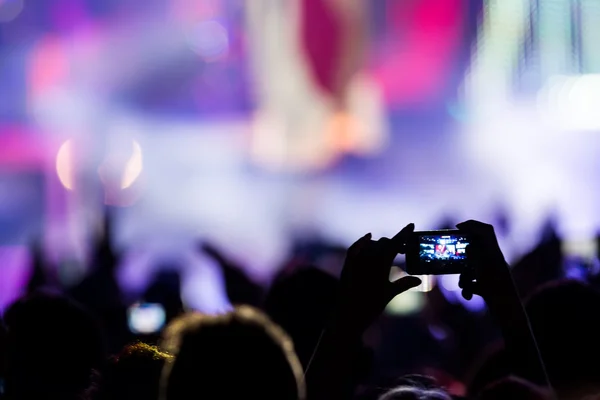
[{"xmin": 457, "ymin": 220, "xmax": 514, "ymax": 303}]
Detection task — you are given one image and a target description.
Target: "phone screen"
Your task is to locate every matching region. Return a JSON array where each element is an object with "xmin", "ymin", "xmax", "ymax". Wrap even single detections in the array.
[
  {"xmin": 407, "ymin": 230, "xmax": 470, "ymax": 275},
  {"xmin": 127, "ymin": 303, "xmax": 166, "ymax": 334}
]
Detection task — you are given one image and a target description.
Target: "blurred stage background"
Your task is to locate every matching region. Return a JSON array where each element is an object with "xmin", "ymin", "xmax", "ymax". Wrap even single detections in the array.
[{"xmin": 1, "ymin": 0, "xmax": 600, "ymax": 313}]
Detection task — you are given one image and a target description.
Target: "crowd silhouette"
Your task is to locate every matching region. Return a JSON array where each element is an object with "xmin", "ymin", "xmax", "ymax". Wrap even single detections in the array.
[{"xmin": 1, "ymin": 213, "xmax": 600, "ymax": 400}]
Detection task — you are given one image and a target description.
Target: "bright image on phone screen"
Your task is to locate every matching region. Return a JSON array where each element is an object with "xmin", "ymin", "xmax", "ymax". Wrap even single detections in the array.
[{"xmin": 419, "ymin": 234, "xmax": 469, "ymax": 273}]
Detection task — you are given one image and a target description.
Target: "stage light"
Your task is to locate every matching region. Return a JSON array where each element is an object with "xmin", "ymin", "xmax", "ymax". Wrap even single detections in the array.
[
  {"xmin": 464, "ymin": 0, "xmax": 529, "ymax": 104},
  {"xmin": 581, "ymin": 0, "xmax": 600, "ymax": 73},
  {"xmin": 121, "ymin": 140, "xmax": 143, "ymax": 189},
  {"xmin": 538, "ymin": 74, "xmax": 600, "ymax": 130},
  {"xmin": 56, "ymin": 139, "xmax": 75, "ymax": 191}
]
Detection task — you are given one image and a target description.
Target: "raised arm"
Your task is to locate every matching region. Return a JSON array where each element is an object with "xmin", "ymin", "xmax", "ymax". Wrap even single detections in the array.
[
  {"xmin": 306, "ymin": 225, "xmax": 421, "ymax": 400},
  {"xmin": 457, "ymin": 220, "xmax": 551, "ymax": 390}
]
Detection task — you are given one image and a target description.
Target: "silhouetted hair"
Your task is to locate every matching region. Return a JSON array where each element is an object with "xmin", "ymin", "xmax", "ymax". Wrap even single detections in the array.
[
  {"xmin": 160, "ymin": 306, "xmax": 305, "ymax": 400},
  {"xmin": 99, "ymin": 342, "xmax": 172, "ymax": 400},
  {"xmin": 476, "ymin": 376, "xmax": 552, "ymax": 400},
  {"xmin": 264, "ymin": 267, "xmax": 338, "ymax": 367},
  {"xmin": 525, "ymin": 279, "xmax": 600, "ymax": 390},
  {"xmin": 3, "ymin": 291, "xmax": 105, "ymax": 400},
  {"xmin": 466, "ymin": 342, "xmax": 511, "ymax": 397},
  {"xmin": 379, "ymin": 375, "xmax": 451, "ymax": 400}
]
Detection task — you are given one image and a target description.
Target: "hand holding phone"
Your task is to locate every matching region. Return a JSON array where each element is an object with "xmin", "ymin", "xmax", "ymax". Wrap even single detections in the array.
[{"xmin": 455, "ymin": 220, "xmax": 511, "ymax": 302}]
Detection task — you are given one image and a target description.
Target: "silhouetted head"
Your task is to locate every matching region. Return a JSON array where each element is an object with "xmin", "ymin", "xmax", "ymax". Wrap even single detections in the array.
[
  {"xmin": 144, "ymin": 269, "xmax": 184, "ymax": 323},
  {"xmin": 264, "ymin": 266, "xmax": 338, "ymax": 366},
  {"xmin": 465, "ymin": 342, "xmax": 511, "ymax": 396},
  {"xmin": 476, "ymin": 376, "xmax": 552, "ymax": 400},
  {"xmin": 161, "ymin": 306, "xmax": 305, "ymax": 400},
  {"xmin": 3, "ymin": 291, "xmax": 105, "ymax": 400},
  {"xmin": 525, "ymin": 279, "xmax": 600, "ymax": 394},
  {"xmin": 379, "ymin": 375, "xmax": 451, "ymax": 400},
  {"xmin": 99, "ymin": 342, "xmax": 172, "ymax": 400}
]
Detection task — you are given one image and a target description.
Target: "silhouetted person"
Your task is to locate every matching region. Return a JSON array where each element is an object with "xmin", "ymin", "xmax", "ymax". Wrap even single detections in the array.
[
  {"xmin": 465, "ymin": 342, "xmax": 511, "ymax": 397},
  {"xmin": 3, "ymin": 291, "xmax": 105, "ymax": 400},
  {"xmin": 379, "ymin": 375, "xmax": 451, "ymax": 400},
  {"xmin": 98, "ymin": 342, "xmax": 172, "ymax": 400},
  {"xmin": 160, "ymin": 306, "xmax": 305, "ymax": 400},
  {"xmin": 525, "ymin": 279, "xmax": 600, "ymax": 397},
  {"xmin": 69, "ymin": 212, "xmax": 130, "ymax": 352},
  {"xmin": 510, "ymin": 231, "xmax": 562, "ymax": 300},
  {"xmin": 200, "ymin": 242, "xmax": 264, "ymax": 307},
  {"xmin": 26, "ymin": 240, "xmax": 49, "ymax": 294},
  {"xmin": 477, "ymin": 377, "xmax": 552, "ymax": 400},
  {"xmin": 264, "ymin": 266, "xmax": 338, "ymax": 367},
  {"xmin": 143, "ymin": 268, "xmax": 184, "ymax": 324}
]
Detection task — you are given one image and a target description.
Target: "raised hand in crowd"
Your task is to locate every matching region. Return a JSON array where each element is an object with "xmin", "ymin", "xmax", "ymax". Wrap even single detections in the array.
[
  {"xmin": 200, "ymin": 242, "xmax": 264, "ymax": 307},
  {"xmin": 307, "ymin": 224, "xmax": 421, "ymax": 400},
  {"xmin": 457, "ymin": 220, "xmax": 550, "ymax": 390},
  {"xmin": 68, "ymin": 211, "xmax": 130, "ymax": 352},
  {"xmin": 26, "ymin": 239, "xmax": 49, "ymax": 294}
]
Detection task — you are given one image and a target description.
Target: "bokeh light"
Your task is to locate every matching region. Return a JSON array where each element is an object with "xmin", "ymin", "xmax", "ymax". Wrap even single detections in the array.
[
  {"xmin": 187, "ymin": 20, "xmax": 229, "ymax": 61},
  {"xmin": 0, "ymin": 0, "xmax": 24, "ymax": 23},
  {"xmin": 56, "ymin": 139, "xmax": 75, "ymax": 191},
  {"xmin": 386, "ymin": 291, "xmax": 426, "ymax": 316},
  {"xmin": 121, "ymin": 140, "xmax": 143, "ymax": 189},
  {"xmin": 386, "ymin": 266, "xmax": 433, "ymax": 315},
  {"xmin": 538, "ymin": 74, "xmax": 600, "ymax": 130},
  {"xmin": 439, "ymin": 274, "xmax": 461, "ymax": 292}
]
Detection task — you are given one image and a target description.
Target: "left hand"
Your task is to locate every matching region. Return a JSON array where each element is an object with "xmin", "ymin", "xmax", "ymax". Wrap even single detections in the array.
[{"xmin": 336, "ymin": 224, "xmax": 422, "ymax": 334}]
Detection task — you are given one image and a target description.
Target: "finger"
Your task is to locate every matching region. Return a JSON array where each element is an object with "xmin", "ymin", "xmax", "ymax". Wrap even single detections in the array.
[
  {"xmin": 469, "ymin": 281, "xmax": 483, "ymax": 295},
  {"xmin": 348, "ymin": 233, "xmax": 372, "ymax": 256},
  {"xmin": 458, "ymin": 273, "xmax": 473, "ymax": 289},
  {"xmin": 391, "ymin": 223, "xmax": 415, "ymax": 251},
  {"xmin": 462, "ymin": 289, "xmax": 473, "ymax": 301},
  {"xmin": 456, "ymin": 220, "xmax": 494, "ymax": 236},
  {"xmin": 459, "ymin": 279, "xmax": 482, "ymax": 296},
  {"xmin": 388, "ymin": 276, "xmax": 422, "ymax": 299}
]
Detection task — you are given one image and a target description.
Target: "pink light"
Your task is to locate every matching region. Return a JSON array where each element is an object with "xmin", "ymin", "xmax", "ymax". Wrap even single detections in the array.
[
  {"xmin": 0, "ymin": 128, "xmax": 49, "ymax": 167},
  {"xmin": 370, "ymin": 0, "xmax": 464, "ymax": 106},
  {"xmin": 169, "ymin": 0, "xmax": 222, "ymax": 23},
  {"xmin": 0, "ymin": 246, "xmax": 31, "ymax": 312},
  {"xmin": 27, "ymin": 35, "xmax": 69, "ymax": 104},
  {"xmin": 300, "ymin": 0, "xmax": 342, "ymax": 97}
]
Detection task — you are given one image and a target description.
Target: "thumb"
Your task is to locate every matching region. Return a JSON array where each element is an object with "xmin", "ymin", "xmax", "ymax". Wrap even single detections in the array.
[{"xmin": 387, "ymin": 276, "xmax": 422, "ymax": 300}]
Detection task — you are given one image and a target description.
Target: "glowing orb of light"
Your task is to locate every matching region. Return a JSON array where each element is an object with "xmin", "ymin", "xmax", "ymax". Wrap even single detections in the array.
[
  {"xmin": 187, "ymin": 20, "xmax": 229, "ymax": 61},
  {"xmin": 120, "ymin": 140, "xmax": 143, "ymax": 189},
  {"xmin": 56, "ymin": 139, "xmax": 75, "ymax": 190}
]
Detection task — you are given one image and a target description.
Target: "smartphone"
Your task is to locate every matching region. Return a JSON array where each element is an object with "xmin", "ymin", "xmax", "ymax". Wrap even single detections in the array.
[
  {"xmin": 127, "ymin": 303, "xmax": 166, "ymax": 334},
  {"xmin": 406, "ymin": 230, "xmax": 470, "ymax": 275}
]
